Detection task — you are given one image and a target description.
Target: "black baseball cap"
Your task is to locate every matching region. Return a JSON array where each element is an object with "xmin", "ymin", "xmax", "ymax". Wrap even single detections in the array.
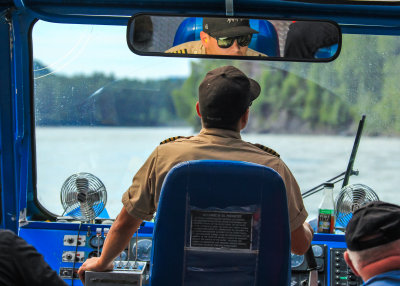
[
  {"xmin": 345, "ymin": 201, "xmax": 400, "ymax": 251},
  {"xmin": 198, "ymin": 65, "xmax": 260, "ymax": 123},
  {"xmin": 203, "ymin": 18, "xmax": 259, "ymax": 38}
]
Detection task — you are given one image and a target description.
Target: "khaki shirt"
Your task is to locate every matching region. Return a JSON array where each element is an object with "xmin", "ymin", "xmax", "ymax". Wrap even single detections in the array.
[
  {"xmin": 122, "ymin": 128, "xmax": 307, "ymax": 231},
  {"xmin": 165, "ymin": 40, "xmax": 267, "ymax": 57}
]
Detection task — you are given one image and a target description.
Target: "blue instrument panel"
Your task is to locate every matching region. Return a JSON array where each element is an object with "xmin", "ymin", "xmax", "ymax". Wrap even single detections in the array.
[
  {"xmin": 19, "ymin": 221, "xmax": 154, "ymax": 286},
  {"xmin": 292, "ymin": 233, "xmax": 363, "ymax": 286},
  {"xmin": 19, "ymin": 222, "xmax": 363, "ymax": 286}
]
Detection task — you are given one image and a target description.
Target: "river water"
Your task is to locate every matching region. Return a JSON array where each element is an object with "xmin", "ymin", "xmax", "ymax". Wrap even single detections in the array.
[{"xmin": 35, "ymin": 127, "xmax": 400, "ymax": 219}]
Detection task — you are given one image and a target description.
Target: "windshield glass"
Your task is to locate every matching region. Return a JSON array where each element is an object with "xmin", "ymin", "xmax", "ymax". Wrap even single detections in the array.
[{"xmin": 33, "ymin": 20, "xmax": 400, "ymax": 219}]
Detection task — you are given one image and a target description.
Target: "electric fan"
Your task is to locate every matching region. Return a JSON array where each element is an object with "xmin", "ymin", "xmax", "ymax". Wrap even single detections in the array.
[
  {"xmin": 335, "ymin": 184, "xmax": 379, "ymax": 227},
  {"xmin": 61, "ymin": 172, "xmax": 107, "ymax": 222}
]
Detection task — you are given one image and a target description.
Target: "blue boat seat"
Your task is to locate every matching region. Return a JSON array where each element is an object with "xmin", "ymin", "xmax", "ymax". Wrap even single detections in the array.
[
  {"xmin": 314, "ymin": 43, "xmax": 339, "ymax": 59},
  {"xmin": 150, "ymin": 160, "xmax": 291, "ymax": 286},
  {"xmin": 172, "ymin": 18, "xmax": 280, "ymax": 57}
]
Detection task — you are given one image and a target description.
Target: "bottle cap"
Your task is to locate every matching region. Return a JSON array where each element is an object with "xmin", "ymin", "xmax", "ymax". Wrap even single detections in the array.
[{"xmin": 323, "ymin": 182, "xmax": 334, "ymax": 188}]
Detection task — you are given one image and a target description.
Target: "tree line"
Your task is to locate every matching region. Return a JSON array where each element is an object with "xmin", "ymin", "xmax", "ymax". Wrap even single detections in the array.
[
  {"xmin": 34, "ymin": 61, "xmax": 185, "ymax": 127},
  {"xmin": 172, "ymin": 35, "xmax": 400, "ymax": 136}
]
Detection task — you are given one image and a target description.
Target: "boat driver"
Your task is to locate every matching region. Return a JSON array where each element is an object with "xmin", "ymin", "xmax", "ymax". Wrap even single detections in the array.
[
  {"xmin": 78, "ymin": 65, "xmax": 313, "ymax": 283},
  {"xmin": 165, "ymin": 17, "xmax": 267, "ymax": 56}
]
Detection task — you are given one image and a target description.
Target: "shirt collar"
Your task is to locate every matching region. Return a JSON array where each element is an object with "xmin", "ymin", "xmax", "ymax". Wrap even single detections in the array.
[{"xmin": 199, "ymin": 128, "xmax": 241, "ymax": 140}]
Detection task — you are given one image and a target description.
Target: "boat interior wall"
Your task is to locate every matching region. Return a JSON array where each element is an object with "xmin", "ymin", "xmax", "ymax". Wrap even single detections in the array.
[
  {"xmin": 0, "ymin": 8, "xmax": 17, "ymax": 231},
  {"xmin": 5, "ymin": 5, "xmax": 400, "ymax": 39},
  {"xmin": 0, "ymin": 0, "xmax": 12, "ymax": 7},
  {"xmin": 11, "ymin": 0, "xmax": 400, "ymax": 27}
]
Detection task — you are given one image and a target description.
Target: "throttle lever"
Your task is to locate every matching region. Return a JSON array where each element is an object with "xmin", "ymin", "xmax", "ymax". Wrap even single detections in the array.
[{"xmin": 305, "ymin": 246, "xmax": 318, "ymax": 286}]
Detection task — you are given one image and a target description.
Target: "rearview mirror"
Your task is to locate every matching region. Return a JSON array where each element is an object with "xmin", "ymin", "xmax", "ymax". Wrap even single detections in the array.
[{"xmin": 127, "ymin": 15, "xmax": 341, "ymax": 61}]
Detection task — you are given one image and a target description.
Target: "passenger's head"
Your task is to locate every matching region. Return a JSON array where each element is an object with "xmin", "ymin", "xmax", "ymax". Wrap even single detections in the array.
[
  {"xmin": 344, "ymin": 201, "xmax": 400, "ymax": 280},
  {"xmin": 197, "ymin": 65, "xmax": 260, "ymax": 131},
  {"xmin": 200, "ymin": 18, "xmax": 258, "ymax": 56}
]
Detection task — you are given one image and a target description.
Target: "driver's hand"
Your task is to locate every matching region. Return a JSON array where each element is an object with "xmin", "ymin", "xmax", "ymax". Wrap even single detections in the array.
[{"xmin": 78, "ymin": 257, "xmax": 114, "ymax": 285}]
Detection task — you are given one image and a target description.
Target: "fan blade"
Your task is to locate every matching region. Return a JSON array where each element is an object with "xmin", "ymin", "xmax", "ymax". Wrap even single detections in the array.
[
  {"xmin": 87, "ymin": 190, "xmax": 101, "ymax": 204},
  {"xmin": 80, "ymin": 202, "xmax": 96, "ymax": 221},
  {"xmin": 339, "ymin": 201, "xmax": 352, "ymax": 213},
  {"xmin": 76, "ymin": 177, "xmax": 89, "ymax": 193},
  {"xmin": 352, "ymin": 189, "xmax": 366, "ymax": 204},
  {"xmin": 76, "ymin": 177, "xmax": 90, "ymax": 208},
  {"xmin": 65, "ymin": 191, "xmax": 78, "ymax": 204}
]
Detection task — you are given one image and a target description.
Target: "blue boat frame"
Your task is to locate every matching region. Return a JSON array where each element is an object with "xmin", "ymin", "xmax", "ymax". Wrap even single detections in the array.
[{"xmin": 1, "ymin": 2, "xmax": 400, "ymax": 285}]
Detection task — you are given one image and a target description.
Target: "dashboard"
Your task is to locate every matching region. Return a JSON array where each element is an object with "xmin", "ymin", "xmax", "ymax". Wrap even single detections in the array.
[
  {"xmin": 18, "ymin": 222, "xmax": 363, "ymax": 286},
  {"xmin": 290, "ymin": 235, "xmax": 362, "ymax": 286},
  {"xmin": 19, "ymin": 221, "xmax": 153, "ymax": 285}
]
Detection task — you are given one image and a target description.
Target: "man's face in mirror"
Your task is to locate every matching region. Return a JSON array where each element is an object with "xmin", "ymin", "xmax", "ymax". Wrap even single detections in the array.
[
  {"xmin": 129, "ymin": 15, "xmax": 342, "ymax": 60},
  {"xmin": 200, "ymin": 31, "xmax": 250, "ymax": 56}
]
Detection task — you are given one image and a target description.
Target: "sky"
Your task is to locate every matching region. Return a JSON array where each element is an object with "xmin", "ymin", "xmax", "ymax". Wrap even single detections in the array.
[{"xmin": 32, "ymin": 20, "xmax": 192, "ymax": 80}]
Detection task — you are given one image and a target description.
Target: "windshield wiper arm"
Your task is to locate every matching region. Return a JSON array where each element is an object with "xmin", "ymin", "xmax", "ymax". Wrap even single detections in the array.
[
  {"xmin": 342, "ymin": 115, "xmax": 366, "ymax": 188},
  {"xmin": 302, "ymin": 115, "xmax": 365, "ymax": 199}
]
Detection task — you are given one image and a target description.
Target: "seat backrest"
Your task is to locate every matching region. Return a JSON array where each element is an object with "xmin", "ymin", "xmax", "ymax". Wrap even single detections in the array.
[
  {"xmin": 172, "ymin": 18, "xmax": 280, "ymax": 56},
  {"xmin": 150, "ymin": 160, "xmax": 291, "ymax": 286},
  {"xmin": 314, "ymin": 43, "xmax": 339, "ymax": 59}
]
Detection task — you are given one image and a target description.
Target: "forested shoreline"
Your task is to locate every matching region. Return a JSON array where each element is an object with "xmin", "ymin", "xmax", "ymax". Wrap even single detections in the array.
[
  {"xmin": 34, "ymin": 61, "xmax": 186, "ymax": 127},
  {"xmin": 34, "ymin": 34, "xmax": 400, "ymax": 136}
]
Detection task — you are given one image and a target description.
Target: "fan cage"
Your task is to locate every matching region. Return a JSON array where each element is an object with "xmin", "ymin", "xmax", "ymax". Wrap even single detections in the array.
[
  {"xmin": 61, "ymin": 172, "xmax": 107, "ymax": 221},
  {"xmin": 335, "ymin": 184, "xmax": 379, "ymax": 228}
]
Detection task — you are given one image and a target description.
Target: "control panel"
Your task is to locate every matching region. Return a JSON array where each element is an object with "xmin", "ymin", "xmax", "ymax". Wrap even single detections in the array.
[
  {"xmin": 19, "ymin": 223, "xmax": 368, "ymax": 286},
  {"xmin": 63, "ymin": 235, "xmax": 87, "ymax": 246},
  {"xmin": 19, "ymin": 221, "xmax": 154, "ymax": 286},
  {"xmin": 85, "ymin": 261, "xmax": 146, "ymax": 286},
  {"xmin": 330, "ymin": 248, "xmax": 363, "ymax": 286},
  {"xmin": 289, "ymin": 233, "xmax": 366, "ymax": 286},
  {"xmin": 62, "ymin": 251, "xmax": 85, "ymax": 263},
  {"xmin": 57, "ymin": 229, "xmax": 152, "ymax": 285},
  {"xmin": 291, "ymin": 244, "xmax": 327, "ymax": 286}
]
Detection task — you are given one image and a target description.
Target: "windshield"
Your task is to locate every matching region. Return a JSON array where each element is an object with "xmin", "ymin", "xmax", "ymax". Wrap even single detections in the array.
[{"xmin": 32, "ymin": 20, "xmax": 400, "ymax": 219}]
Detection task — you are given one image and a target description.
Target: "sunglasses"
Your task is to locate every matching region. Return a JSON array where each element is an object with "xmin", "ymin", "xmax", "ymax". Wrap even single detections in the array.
[{"xmin": 215, "ymin": 34, "xmax": 253, "ymax": 49}]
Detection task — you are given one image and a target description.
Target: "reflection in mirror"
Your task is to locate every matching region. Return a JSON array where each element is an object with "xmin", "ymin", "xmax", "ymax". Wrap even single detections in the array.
[{"xmin": 127, "ymin": 16, "xmax": 341, "ymax": 61}]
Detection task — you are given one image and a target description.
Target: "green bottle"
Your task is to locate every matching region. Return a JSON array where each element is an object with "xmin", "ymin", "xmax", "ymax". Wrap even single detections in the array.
[{"xmin": 317, "ymin": 182, "xmax": 335, "ymax": 233}]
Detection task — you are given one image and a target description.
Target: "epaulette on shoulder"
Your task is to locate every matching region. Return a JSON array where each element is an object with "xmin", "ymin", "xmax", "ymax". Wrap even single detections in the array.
[
  {"xmin": 253, "ymin": 143, "xmax": 280, "ymax": 157},
  {"xmin": 171, "ymin": 49, "xmax": 188, "ymax": 54},
  {"xmin": 160, "ymin": 136, "xmax": 185, "ymax": 145}
]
